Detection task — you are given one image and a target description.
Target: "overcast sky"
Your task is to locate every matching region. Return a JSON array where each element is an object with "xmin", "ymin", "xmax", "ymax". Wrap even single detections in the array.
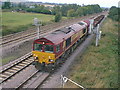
[
  {"xmin": 28, "ymin": 0, "xmax": 119, "ymax": 7},
  {"xmin": 2, "ymin": 0, "xmax": 119, "ymax": 8}
]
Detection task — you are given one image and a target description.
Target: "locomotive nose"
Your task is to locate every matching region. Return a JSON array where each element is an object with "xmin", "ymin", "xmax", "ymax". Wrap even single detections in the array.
[{"xmin": 32, "ymin": 51, "xmax": 55, "ymax": 64}]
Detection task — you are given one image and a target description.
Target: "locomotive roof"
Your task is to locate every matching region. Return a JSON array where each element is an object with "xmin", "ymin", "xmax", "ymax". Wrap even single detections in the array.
[{"xmin": 36, "ymin": 22, "xmax": 87, "ymax": 45}]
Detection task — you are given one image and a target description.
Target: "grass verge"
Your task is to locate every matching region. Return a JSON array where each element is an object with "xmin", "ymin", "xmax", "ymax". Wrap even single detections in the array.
[{"xmin": 2, "ymin": 12, "xmax": 55, "ymax": 36}]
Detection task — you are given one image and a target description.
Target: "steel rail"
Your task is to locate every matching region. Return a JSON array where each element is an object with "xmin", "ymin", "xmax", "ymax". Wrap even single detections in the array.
[{"xmin": 0, "ymin": 53, "xmax": 33, "ymax": 84}]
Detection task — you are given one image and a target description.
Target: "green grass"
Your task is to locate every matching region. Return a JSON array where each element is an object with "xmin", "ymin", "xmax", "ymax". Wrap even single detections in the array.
[
  {"xmin": 65, "ymin": 18, "xmax": 118, "ymax": 88},
  {"xmin": 1, "ymin": 56, "xmax": 16, "ymax": 66},
  {"xmin": 1, "ymin": 12, "xmax": 55, "ymax": 36}
]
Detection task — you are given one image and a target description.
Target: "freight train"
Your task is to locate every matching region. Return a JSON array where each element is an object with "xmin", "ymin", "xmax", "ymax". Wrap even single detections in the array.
[{"xmin": 32, "ymin": 15, "xmax": 105, "ymax": 71}]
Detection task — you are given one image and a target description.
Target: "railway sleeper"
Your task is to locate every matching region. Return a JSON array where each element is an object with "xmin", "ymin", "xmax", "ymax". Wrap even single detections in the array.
[
  {"xmin": 0, "ymin": 77, "xmax": 3, "ymax": 80},
  {"xmin": 11, "ymin": 67, "xmax": 21, "ymax": 71},
  {"xmin": 0, "ymin": 74, "xmax": 8, "ymax": 78},
  {"xmin": 4, "ymin": 72, "xmax": 13, "ymax": 75},
  {"xmin": 25, "ymin": 59, "xmax": 34, "ymax": 62},
  {"xmin": 15, "ymin": 65, "xmax": 23, "ymax": 69},
  {"xmin": 18, "ymin": 63, "xmax": 26, "ymax": 66},
  {"xmin": 7, "ymin": 69, "xmax": 17, "ymax": 73},
  {"xmin": 22, "ymin": 62, "xmax": 30, "ymax": 64}
]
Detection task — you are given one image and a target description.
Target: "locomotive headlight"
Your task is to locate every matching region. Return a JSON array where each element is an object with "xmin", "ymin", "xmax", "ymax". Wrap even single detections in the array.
[
  {"xmin": 49, "ymin": 59, "xmax": 54, "ymax": 62},
  {"xmin": 34, "ymin": 56, "xmax": 38, "ymax": 60}
]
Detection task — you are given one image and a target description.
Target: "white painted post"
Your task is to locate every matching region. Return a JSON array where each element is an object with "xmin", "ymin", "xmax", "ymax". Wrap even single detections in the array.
[
  {"xmin": 89, "ymin": 23, "xmax": 92, "ymax": 34},
  {"xmin": 61, "ymin": 75, "xmax": 85, "ymax": 89},
  {"xmin": 89, "ymin": 19, "xmax": 94, "ymax": 34},
  {"xmin": 99, "ymin": 31, "xmax": 102, "ymax": 40},
  {"xmin": 91, "ymin": 19, "xmax": 94, "ymax": 30},
  {"xmin": 95, "ymin": 24, "xmax": 100, "ymax": 46}
]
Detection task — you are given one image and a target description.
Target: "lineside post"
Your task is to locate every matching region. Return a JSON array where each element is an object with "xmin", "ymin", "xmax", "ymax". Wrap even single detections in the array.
[
  {"xmin": 61, "ymin": 75, "xmax": 86, "ymax": 89},
  {"xmin": 33, "ymin": 18, "xmax": 42, "ymax": 39},
  {"xmin": 89, "ymin": 19, "xmax": 94, "ymax": 34},
  {"xmin": 95, "ymin": 24, "xmax": 100, "ymax": 46},
  {"xmin": 99, "ymin": 31, "xmax": 102, "ymax": 40}
]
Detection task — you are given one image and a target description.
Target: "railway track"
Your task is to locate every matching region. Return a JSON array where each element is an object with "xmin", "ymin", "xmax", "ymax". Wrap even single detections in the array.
[
  {"xmin": 0, "ymin": 53, "xmax": 33, "ymax": 84},
  {"xmin": 16, "ymin": 71, "xmax": 50, "ymax": 89}
]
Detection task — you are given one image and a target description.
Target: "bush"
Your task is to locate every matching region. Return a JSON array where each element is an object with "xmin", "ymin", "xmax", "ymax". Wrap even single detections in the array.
[
  {"xmin": 54, "ymin": 12, "xmax": 62, "ymax": 22},
  {"xmin": 108, "ymin": 6, "xmax": 119, "ymax": 21}
]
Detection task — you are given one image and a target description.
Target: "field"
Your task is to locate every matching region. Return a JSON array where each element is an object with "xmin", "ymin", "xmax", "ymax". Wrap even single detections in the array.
[
  {"xmin": 2, "ymin": 12, "xmax": 55, "ymax": 36},
  {"xmin": 64, "ymin": 18, "xmax": 118, "ymax": 88}
]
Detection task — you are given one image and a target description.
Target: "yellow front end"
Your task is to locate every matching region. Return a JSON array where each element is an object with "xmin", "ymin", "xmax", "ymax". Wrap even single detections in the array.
[{"xmin": 32, "ymin": 51, "xmax": 56, "ymax": 64}]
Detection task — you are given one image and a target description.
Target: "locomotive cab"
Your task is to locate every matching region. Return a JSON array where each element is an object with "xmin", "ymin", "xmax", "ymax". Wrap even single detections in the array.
[{"xmin": 32, "ymin": 38, "xmax": 56, "ymax": 68}]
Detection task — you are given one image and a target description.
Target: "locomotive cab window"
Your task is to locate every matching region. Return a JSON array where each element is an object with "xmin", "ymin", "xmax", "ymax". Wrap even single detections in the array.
[
  {"xmin": 66, "ymin": 37, "xmax": 71, "ymax": 47},
  {"xmin": 34, "ymin": 43, "xmax": 43, "ymax": 51},
  {"xmin": 56, "ymin": 44, "xmax": 60, "ymax": 53},
  {"xmin": 83, "ymin": 28, "xmax": 86, "ymax": 34},
  {"xmin": 45, "ymin": 45, "xmax": 53, "ymax": 53}
]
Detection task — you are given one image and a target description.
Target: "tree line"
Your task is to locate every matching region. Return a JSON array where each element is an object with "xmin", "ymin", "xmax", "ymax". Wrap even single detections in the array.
[
  {"xmin": 2, "ymin": 2, "xmax": 103, "ymax": 22},
  {"xmin": 108, "ymin": 6, "xmax": 119, "ymax": 22},
  {"xmin": 52, "ymin": 4, "xmax": 102, "ymax": 17},
  {"xmin": 53, "ymin": 4, "xmax": 102, "ymax": 22}
]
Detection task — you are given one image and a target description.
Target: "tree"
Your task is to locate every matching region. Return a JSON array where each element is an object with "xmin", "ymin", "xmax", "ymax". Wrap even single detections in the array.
[
  {"xmin": 2, "ymin": 2, "xmax": 11, "ymax": 9},
  {"xmin": 76, "ymin": 7, "xmax": 84, "ymax": 16},
  {"xmin": 61, "ymin": 4, "xmax": 79, "ymax": 16},
  {"xmin": 108, "ymin": 6, "xmax": 118, "ymax": 21},
  {"xmin": 67, "ymin": 9, "xmax": 76, "ymax": 17},
  {"xmin": 54, "ymin": 12, "xmax": 62, "ymax": 22},
  {"xmin": 51, "ymin": 6, "xmax": 61, "ymax": 15}
]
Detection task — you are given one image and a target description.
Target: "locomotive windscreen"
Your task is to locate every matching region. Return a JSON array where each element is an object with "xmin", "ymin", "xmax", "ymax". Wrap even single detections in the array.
[
  {"xmin": 44, "ymin": 45, "xmax": 53, "ymax": 53},
  {"xmin": 34, "ymin": 43, "xmax": 43, "ymax": 51},
  {"xmin": 34, "ymin": 43, "xmax": 53, "ymax": 53}
]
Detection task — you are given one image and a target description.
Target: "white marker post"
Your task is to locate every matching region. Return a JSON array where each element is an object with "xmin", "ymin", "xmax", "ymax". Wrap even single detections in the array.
[
  {"xmin": 89, "ymin": 19, "xmax": 94, "ymax": 34},
  {"xmin": 61, "ymin": 75, "xmax": 68, "ymax": 88},
  {"xmin": 33, "ymin": 18, "xmax": 42, "ymax": 39},
  {"xmin": 99, "ymin": 31, "xmax": 102, "ymax": 40},
  {"xmin": 95, "ymin": 24, "xmax": 100, "ymax": 46},
  {"xmin": 61, "ymin": 75, "xmax": 85, "ymax": 89}
]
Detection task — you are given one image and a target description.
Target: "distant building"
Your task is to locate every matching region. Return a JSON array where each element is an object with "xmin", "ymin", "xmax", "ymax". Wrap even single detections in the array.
[
  {"xmin": 29, "ymin": 5, "xmax": 35, "ymax": 8},
  {"xmin": 41, "ymin": 4, "xmax": 55, "ymax": 8}
]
